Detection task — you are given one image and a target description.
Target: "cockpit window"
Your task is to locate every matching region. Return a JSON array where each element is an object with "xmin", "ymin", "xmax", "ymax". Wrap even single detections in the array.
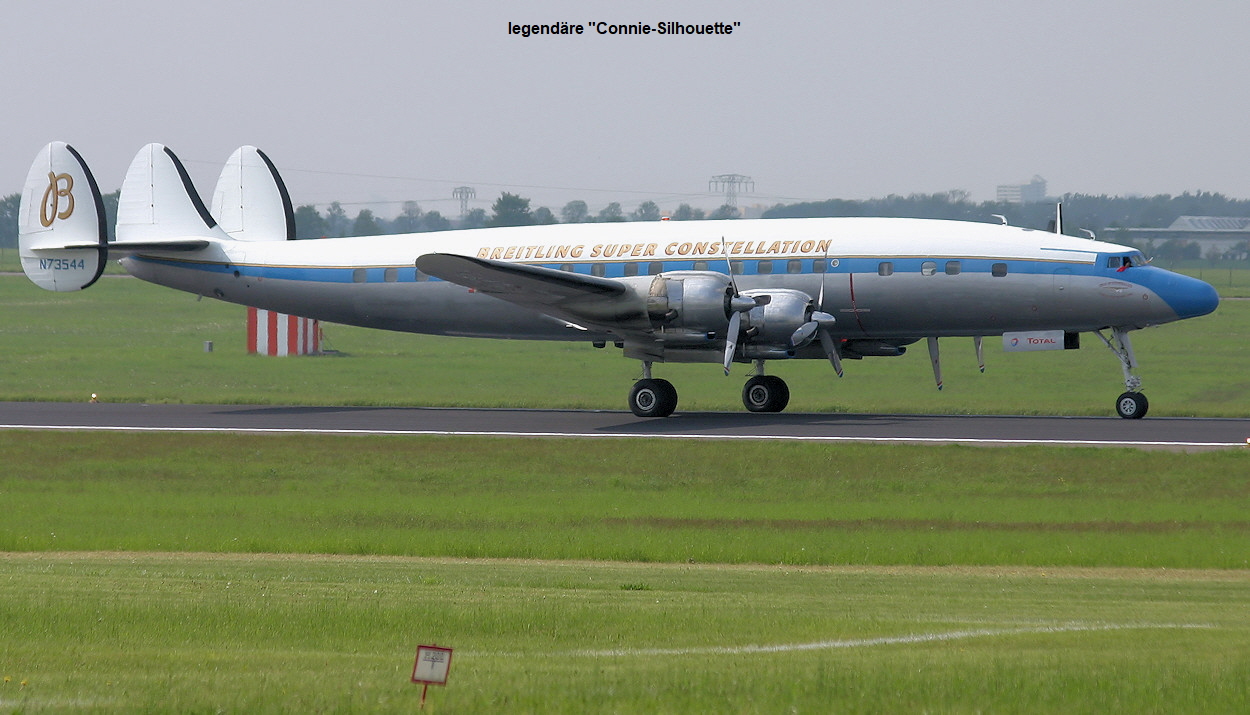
[{"xmin": 1107, "ymin": 253, "xmax": 1147, "ymax": 271}]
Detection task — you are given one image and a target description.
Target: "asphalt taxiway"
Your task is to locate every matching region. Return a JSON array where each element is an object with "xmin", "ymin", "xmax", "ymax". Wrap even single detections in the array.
[{"xmin": 0, "ymin": 402, "xmax": 1246, "ymax": 450}]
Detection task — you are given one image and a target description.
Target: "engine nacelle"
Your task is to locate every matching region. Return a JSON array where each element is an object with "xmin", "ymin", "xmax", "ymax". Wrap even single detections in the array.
[
  {"xmin": 645, "ymin": 272, "xmax": 734, "ymax": 335},
  {"xmin": 741, "ymin": 288, "xmax": 816, "ymax": 349}
]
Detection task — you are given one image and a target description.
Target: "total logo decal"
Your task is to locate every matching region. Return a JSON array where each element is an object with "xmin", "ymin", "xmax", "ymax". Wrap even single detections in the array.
[{"xmin": 1003, "ymin": 330, "xmax": 1065, "ymax": 352}]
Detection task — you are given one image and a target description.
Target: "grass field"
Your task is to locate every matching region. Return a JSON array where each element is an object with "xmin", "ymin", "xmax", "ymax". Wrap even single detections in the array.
[
  {"xmin": 2, "ymin": 433, "xmax": 1249, "ymax": 712},
  {"xmin": 3, "ymin": 553, "xmax": 1247, "ymax": 713},
  {"xmin": 1, "ymin": 274, "xmax": 1247, "ymax": 416},
  {"xmin": 2, "ymin": 265, "xmax": 1248, "ymax": 712}
]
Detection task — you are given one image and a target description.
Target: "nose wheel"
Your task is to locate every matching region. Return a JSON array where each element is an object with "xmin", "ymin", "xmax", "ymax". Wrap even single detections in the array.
[{"xmin": 1115, "ymin": 391, "xmax": 1148, "ymax": 419}]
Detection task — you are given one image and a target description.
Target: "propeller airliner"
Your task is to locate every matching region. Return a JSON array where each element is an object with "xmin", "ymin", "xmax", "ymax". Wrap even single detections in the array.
[{"xmin": 18, "ymin": 142, "xmax": 1220, "ymax": 417}]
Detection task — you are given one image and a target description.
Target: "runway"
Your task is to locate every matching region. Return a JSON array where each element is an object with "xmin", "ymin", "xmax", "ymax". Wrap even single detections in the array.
[{"xmin": 0, "ymin": 401, "xmax": 1247, "ymax": 449}]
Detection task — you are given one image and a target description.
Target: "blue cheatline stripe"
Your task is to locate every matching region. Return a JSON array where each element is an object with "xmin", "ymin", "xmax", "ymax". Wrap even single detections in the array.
[{"xmin": 131, "ymin": 252, "xmax": 1139, "ymax": 285}]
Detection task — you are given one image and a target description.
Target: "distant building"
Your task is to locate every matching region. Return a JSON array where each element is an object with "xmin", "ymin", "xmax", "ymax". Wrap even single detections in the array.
[
  {"xmin": 1103, "ymin": 216, "xmax": 1250, "ymax": 255},
  {"xmin": 996, "ymin": 175, "xmax": 1048, "ymax": 204}
]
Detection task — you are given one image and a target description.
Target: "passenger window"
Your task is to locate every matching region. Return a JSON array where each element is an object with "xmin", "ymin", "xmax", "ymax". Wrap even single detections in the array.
[
  {"xmin": 945, "ymin": 261, "xmax": 960, "ymax": 275},
  {"xmin": 353, "ymin": 268, "xmax": 367, "ymax": 283},
  {"xmin": 591, "ymin": 263, "xmax": 606, "ymax": 277},
  {"xmin": 415, "ymin": 268, "xmax": 428, "ymax": 282},
  {"xmin": 787, "ymin": 259, "xmax": 803, "ymax": 274},
  {"xmin": 757, "ymin": 260, "xmax": 773, "ymax": 274},
  {"xmin": 648, "ymin": 261, "xmax": 664, "ymax": 275},
  {"xmin": 561, "ymin": 263, "xmax": 575, "ymax": 272},
  {"xmin": 992, "ymin": 263, "xmax": 1008, "ymax": 277},
  {"xmin": 623, "ymin": 263, "xmax": 639, "ymax": 277},
  {"xmin": 384, "ymin": 267, "xmax": 398, "ymax": 282},
  {"xmin": 693, "ymin": 261, "xmax": 709, "ymax": 271},
  {"xmin": 878, "ymin": 262, "xmax": 893, "ymax": 276},
  {"xmin": 812, "ymin": 259, "xmax": 828, "ymax": 273},
  {"xmin": 730, "ymin": 261, "xmax": 744, "ymax": 275},
  {"xmin": 921, "ymin": 261, "xmax": 937, "ymax": 276}
]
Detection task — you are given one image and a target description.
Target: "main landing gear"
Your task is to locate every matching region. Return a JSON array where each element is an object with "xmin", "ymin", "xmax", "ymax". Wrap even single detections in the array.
[
  {"xmin": 742, "ymin": 361, "xmax": 789, "ymax": 413},
  {"xmin": 628, "ymin": 361, "xmax": 792, "ymax": 417},
  {"xmin": 1095, "ymin": 327, "xmax": 1149, "ymax": 419},
  {"xmin": 628, "ymin": 362, "xmax": 678, "ymax": 417}
]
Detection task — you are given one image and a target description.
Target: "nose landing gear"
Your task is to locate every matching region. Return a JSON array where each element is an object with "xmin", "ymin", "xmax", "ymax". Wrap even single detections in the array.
[{"xmin": 1096, "ymin": 327, "xmax": 1148, "ymax": 419}]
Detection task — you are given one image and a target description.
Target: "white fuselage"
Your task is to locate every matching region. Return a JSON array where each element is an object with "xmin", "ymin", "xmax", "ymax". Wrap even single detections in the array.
[{"xmin": 120, "ymin": 216, "xmax": 1217, "ymax": 347}]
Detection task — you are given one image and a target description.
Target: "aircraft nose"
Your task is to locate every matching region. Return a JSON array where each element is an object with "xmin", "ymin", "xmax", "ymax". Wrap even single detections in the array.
[{"xmin": 1161, "ymin": 273, "xmax": 1220, "ymax": 319}]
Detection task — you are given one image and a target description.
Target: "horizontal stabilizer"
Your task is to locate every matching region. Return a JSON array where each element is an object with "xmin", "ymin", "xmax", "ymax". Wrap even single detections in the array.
[
  {"xmin": 211, "ymin": 146, "xmax": 296, "ymax": 241},
  {"xmin": 18, "ymin": 142, "xmax": 107, "ymax": 291},
  {"xmin": 116, "ymin": 143, "xmax": 233, "ymax": 247}
]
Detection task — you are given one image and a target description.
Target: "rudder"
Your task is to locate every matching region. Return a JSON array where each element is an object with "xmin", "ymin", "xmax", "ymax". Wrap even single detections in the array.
[
  {"xmin": 116, "ymin": 143, "xmax": 233, "ymax": 246},
  {"xmin": 18, "ymin": 142, "xmax": 108, "ymax": 291},
  {"xmin": 210, "ymin": 146, "xmax": 296, "ymax": 241}
]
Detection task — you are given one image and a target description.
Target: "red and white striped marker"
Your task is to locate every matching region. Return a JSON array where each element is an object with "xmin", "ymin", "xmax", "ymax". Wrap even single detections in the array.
[{"xmin": 247, "ymin": 307, "xmax": 320, "ymax": 356}]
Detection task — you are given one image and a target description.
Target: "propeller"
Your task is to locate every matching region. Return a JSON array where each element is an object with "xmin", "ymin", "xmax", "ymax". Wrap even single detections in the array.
[
  {"xmin": 720, "ymin": 237, "xmax": 768, "ymax": 375},
  {"xmin": 802, "ymin": 247, "xmax": 844, "ymax": 377}
]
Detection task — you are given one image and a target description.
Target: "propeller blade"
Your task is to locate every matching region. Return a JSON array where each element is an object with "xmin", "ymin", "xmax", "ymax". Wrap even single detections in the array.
[
  {"xmin": 817, "ymin": 327, "xmax": 843, "ymax": 377},
  {"xmin": 721, "ymin": 237, "xmax": 739, "ymax": 296},
  {"xmin": 790, "ymin": 321, "xmax": 817, "ymax": 347},
  {"xmin": 723, "ymin": 311, "xmax": 741, "ymax": 375}
]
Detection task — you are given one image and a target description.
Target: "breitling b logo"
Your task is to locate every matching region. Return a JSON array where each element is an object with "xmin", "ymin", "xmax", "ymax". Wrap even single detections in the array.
[{"xmin": 40, "ymin": 171, "xmax": 75, "ymax": 227}]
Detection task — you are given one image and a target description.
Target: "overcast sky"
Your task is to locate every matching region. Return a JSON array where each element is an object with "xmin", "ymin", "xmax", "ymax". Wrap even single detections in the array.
[{"xmin": 4, "ymin": 0, "xmax": 1250, "ymax": 217}]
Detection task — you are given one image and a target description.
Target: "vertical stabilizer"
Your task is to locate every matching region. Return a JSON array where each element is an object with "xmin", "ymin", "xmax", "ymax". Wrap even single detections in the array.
[
  {"xmin": 211, "ymin": 146, "xmax": 296, "ymax": 241},
  {"xmin": 116, "ymin": 143, "xmax": 233, "ymax": 245},
  {"xmin": 18, "ymin": 142, "xmax": 107, "ymax": 291}
]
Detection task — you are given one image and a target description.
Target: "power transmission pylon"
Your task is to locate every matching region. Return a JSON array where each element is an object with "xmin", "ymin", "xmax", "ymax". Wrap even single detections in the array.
[
  {"xmin": 708, "ymin": 174, "xmax": 754, "ymax": 208},
  {"xmin": 452, "ymin": 186, "xmax": 476, "ymax": 218}
]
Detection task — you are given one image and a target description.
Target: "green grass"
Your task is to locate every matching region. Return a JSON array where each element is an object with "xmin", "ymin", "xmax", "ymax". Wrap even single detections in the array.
[
  {"xmin": 2, "ymin": 554, "xmax": 1247, "ymax": 713},
  {"xmin": 1, "ymin": 424, "xmax": 1247, "ymax": 712},
  {"xmin": 3, "ymin": 432, "xmax": 1248, "ymax": 567},
  {"xmin": 1, "ymin": 275, "xmax": 1248, "ymax": 416}
]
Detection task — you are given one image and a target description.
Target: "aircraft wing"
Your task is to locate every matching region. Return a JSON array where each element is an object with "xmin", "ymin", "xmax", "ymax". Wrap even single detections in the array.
[{"xmin": 416, "ymin": 253, "xmax": 651, "ymax": 334}]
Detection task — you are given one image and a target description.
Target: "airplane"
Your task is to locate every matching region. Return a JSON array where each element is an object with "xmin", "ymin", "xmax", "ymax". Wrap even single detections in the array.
[{"xmin": 17, "ymin": 141, "xmax": 1220, "ymax": 418}]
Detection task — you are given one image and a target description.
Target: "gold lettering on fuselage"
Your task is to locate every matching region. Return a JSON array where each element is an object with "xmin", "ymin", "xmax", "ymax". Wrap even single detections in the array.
[
  {"xmin": 473, "ymin": 239, "xmax": 831, "ymax": 262},
  {"xmin": 39, "ymin": 171, "xmax": 75, "ymax": 227}
]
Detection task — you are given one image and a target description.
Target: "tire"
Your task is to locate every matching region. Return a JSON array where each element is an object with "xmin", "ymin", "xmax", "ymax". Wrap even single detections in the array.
[
  {"xmin": 630, "ymin": 379, "xmax": 678, "ymax": 418},
  {"xmin": 1115, "ymin": 391, "xmax": 1148, "ymax": 419},
  {"xmin": 742, "ymin": 375, "xmax": 790, "ymax": 413}
]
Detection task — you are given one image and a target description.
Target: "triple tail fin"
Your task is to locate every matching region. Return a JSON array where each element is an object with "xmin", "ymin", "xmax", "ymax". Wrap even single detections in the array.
[
  {"xmin": 211, "ymin": 146, "xmax": 296, "ymax": 241},
  {"xmin": 18, "ymin": 142, "xmax": 108, "ymax": 291},
  {"xmin": 115, "ymin": 143, "xmax": 232, "ymax": 248}
]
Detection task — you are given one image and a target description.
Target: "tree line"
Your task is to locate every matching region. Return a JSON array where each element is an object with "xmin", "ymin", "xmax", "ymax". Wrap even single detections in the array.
[{"xmin": 4, "ymin": 187, "xmax": 1250, "ymax": 262}]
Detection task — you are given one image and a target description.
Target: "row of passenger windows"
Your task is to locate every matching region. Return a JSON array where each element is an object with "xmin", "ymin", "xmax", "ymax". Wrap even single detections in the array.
[
  {"xmin": 353, "ymin": 259, "xmax": 1012, "ymax": 283},
  {"xmin": 875, "ymin": 260, "xmax": 1007, "ymax": 277}
]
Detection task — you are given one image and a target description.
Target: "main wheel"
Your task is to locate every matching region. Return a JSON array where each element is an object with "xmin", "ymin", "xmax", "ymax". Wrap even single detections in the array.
[
  {"xmin": 742, "ymin": 375, "xmax": 790, "ymax": 413},
  {"xmin": 1115, "ymin": 391, "xmax": 1148, "ymax": 419},
  {"xmin": 629, "ymin": 378, "xmax": 678, "ymax": 417}
]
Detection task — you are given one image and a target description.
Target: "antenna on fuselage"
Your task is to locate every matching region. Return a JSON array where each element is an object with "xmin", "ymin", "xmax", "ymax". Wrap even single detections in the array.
[{"xmin": 1047, "ymin": 203, "xmax": 1063, "ymax": 234}]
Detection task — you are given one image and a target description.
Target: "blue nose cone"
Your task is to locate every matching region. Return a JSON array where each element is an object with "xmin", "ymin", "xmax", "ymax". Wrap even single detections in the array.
[{"xmin": 1161, "ymin": 272, "xmax": 1220, "ymax": 319}]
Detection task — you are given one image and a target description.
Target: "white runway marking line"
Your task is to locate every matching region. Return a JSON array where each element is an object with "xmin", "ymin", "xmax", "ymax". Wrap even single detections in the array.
[
  {"xmin": 0, "ymin": 423, "xmax": 1243, "ymax": 449},
  {"xmin": 479, "ymin": 623, "xmax": 1213, "ymax": 659}
]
